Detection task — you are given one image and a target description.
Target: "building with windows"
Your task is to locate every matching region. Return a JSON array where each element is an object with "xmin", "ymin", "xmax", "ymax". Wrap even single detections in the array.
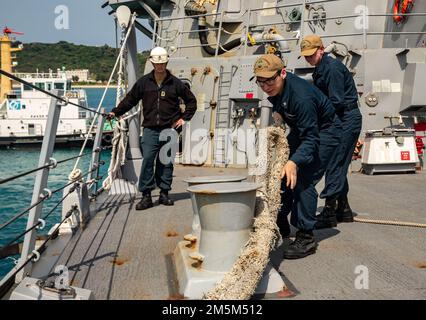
[{"xmin": 64, "ymin": 69, "xmax": 90, "ymax": 82}]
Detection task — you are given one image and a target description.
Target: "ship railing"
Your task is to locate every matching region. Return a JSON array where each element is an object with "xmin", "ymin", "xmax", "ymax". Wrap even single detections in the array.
[
  {"xmin": 13, "ymin": 72, "xmax": 68, "ymax": 80},
  {"xmin": 0, "ymin": 92, "xmax": 108, "ymax": 296},
  {"xmin": 0, "ymin": 20, "xmax": 133, "ymax": 292},
  {"xmin": 152, "ymin": 0, "xmax": 426, "ymax": 57}
]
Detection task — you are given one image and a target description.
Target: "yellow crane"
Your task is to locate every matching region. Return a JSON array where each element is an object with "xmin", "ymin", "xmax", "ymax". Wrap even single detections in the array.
[{"xmin": 0, "ymin": 27, "xmax": 22, "ymax": 103}]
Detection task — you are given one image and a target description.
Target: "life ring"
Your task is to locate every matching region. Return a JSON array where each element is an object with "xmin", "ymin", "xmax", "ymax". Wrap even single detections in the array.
[{"xmin": 393, "ymin": 0, "xmax": 414, "ymax": 24}]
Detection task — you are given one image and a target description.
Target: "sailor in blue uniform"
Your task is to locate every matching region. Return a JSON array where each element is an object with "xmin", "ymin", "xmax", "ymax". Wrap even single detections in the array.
[
  {"xmin": 301, "ymin": 35, "xmax": 362, "ymax": 227},
  {"xmin": 253, "ymin": 54, "xmax": 338, "ymax": 259}
]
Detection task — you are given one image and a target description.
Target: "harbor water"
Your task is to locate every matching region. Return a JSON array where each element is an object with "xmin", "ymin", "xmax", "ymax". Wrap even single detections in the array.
[{"xmin": 0, "ymin": 88, "xmax": 117, "ymax": 279}]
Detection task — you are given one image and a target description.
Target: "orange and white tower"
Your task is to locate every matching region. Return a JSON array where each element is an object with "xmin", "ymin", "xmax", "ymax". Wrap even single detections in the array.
[{"xmin": 0, "ymin": 27, "xmax": 23, "ymax": 103}]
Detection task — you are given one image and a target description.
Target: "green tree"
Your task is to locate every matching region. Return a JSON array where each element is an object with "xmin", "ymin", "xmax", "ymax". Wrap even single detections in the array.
[{"xmin": 15, "ymin": 41, "xmax": 149, "ymax": 81}]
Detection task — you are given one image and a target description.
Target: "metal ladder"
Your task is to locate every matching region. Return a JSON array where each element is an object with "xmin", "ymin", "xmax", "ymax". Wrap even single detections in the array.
[{"xmin": 213, "ymin": 65, "xmax": 234, "ymax": 166}]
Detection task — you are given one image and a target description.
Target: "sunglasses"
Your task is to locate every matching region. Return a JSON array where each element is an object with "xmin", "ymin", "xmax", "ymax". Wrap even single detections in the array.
[{"xmin": 256, "ymin": 72, "xmax": 280, "ymax": 87}]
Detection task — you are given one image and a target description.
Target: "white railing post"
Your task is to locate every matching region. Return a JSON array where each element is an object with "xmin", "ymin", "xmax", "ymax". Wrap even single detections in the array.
[
  {"xmin": 88, "ymin": 107, "xmax": 105, "ymax": 195},
  {"xmin": 16, "ymin": 91, "xmax": 62, "ymax": 282}
]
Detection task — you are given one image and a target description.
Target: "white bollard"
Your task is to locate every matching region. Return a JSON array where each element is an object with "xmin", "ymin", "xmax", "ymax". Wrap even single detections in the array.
[
  {"xmin": 189, "ymin": 182, "xmax": 259, "ymax": 272},
  {"xmin": 184, "ymin": 176, "xmax": 246, "ymax": 236},
  {"xmin": 174, "ymin": 181, "xmax": 261, "ymax": 299}
]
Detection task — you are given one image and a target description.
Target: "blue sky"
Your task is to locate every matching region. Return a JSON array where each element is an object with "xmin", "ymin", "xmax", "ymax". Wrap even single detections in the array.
[{"xmin": 0, "ymin": 0, "xmax": 151, "ymax": 50}]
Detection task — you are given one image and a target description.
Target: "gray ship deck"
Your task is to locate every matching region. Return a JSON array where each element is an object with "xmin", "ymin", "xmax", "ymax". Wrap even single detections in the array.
[{"xmin": 54, "ymin": 166, "xmax": 426, "ymax": 300}]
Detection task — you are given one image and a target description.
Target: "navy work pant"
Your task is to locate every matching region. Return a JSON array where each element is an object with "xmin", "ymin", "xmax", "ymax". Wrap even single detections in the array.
[
  {"xmin": 337, "ymin": 108, "xmax": 362, "ymax": 197},
  {"xmin": 313, "ymin": 116, "xmax": 343, "ymax": 199},
  {"xmin": 138, "ymin": 127, "xmax": 178, "ymax": 193},
  {"xmin": 277, "ymin": 134, "xmax": 319, "ymax": 232}
]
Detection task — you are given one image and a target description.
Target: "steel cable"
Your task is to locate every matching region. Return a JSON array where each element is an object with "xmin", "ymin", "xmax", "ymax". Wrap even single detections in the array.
[
  {"xmin": 0, "ymin": 195, "xmax": 49, "ymax": 232},
  {"xmin": 0, "ymin": 163, "xmax": 104, "ymax": 232},
  {"xmin": 0, "ymin": 148, "xmax": 101, "ymax": 186},
  {"xmin": 0, "ymin": 187, "xmax": 76, "ymax": 256},
  {"xmin": 0, "ymin": 206, "xmax": 77, "ymax": 285},
  {"xmin": 0, "ymin": 69, "xmax": 105, "ymax": 116}
]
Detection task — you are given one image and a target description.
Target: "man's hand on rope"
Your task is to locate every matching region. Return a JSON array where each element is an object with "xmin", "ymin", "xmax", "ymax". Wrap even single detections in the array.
[
  {"xmin": 105, "ymin": 112, "xmax": 116, "ymax": 122},
  {"xmin": 272, "ymin": 112, "xmax": 283, "ymax": 127},
  {"xmin": 281, "ymin": 160, "xmax": 297, "ymax": 189},
  {"xmin": 173, "ymin": 118, "xmax": 185, "ymax": 129}
]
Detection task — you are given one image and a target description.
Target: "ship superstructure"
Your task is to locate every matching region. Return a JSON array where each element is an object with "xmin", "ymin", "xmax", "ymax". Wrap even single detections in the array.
[{"xmin": 107, "ymin": 0, "xmax": 426, "ymax": 173}]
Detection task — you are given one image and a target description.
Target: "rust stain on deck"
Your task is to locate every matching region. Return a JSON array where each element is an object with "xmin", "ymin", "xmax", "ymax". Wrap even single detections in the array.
[
  {"xmin": 109, "ymin": 256, "xmax": 131, "ymax": 266},
  {"xmin": 413, "ymin": 262, "xmax": 426, "ymax": 269},
  {"xmin": 166, "ymin": 230, "xmax": 179, "ymax": 237}
]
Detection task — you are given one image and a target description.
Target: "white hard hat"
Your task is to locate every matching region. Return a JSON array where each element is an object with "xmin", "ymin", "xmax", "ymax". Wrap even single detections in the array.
[{"xmin": 149, "ymin": 46, "xmax": 169, "ymax": 64}]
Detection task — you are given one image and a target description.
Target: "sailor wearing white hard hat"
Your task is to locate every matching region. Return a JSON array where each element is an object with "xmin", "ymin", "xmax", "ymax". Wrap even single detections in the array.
[{"xmin": 108, "ymin": 47, "xmax": 197, "ymax": 210}]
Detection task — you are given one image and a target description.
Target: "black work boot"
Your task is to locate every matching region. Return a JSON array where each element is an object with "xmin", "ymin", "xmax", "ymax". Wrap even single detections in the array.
[
  {"xmin": 336, "ymin": 195, "xmax": 354, "ymax": 223},
  {"xmin": 159, "ymin": 190, "xmax": 174, "ymax": 206},
  {"xmin": 136, "ymin": 192, "xmax": 153, "ymax": 210},
  {"xmin": 283, "ymin": 230, "xmax": 318, "ymax": 259},
  {"xmin": 315, "ymin": 197, "xmax": 338, "ymax": 229}
]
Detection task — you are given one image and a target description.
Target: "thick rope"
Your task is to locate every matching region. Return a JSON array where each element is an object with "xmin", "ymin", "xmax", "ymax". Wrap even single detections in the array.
[
  {"xmin": 354, "ymin": 217, "xmax": 426, "ymax": 228},
  {"xmin": 116, "ymin": 23, "xmax": 128, "ymax": 106},
  {"xmin": 204, "ymin": 126, "xmax": 290, "ymax": 300},
  {"xmin": 102, "ymin": 119, "xmax": 129, "ymax": 190},
  {"xmin": 72, "ymin": 14, "xmax": 136, "ymax": 173}
]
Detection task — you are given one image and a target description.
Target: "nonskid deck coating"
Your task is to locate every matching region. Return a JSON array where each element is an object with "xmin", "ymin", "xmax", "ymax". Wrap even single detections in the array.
[{"xmin": 53, "ymin": 166, "xmax": 426, "ymax": 299}]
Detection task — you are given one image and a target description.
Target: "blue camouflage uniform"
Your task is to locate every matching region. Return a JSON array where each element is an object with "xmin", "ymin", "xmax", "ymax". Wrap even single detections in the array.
[
  {"xmin": 270, "ymin": 72, "xmax": 338, "ymax": 231},
  {"xmin": 312, "ymin": 54, "xmax": 362, "ymax": 198}
]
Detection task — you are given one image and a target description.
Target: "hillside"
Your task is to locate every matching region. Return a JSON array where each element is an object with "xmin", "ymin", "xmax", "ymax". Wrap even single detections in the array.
[{"xmin": 14, "ymin": 41, "xmax": 149, "ymax": 82}]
